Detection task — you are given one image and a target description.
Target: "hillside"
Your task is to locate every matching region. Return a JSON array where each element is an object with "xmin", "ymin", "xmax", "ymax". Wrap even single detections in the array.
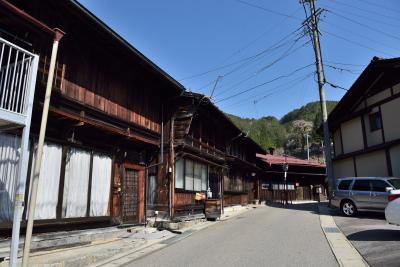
[
  {"xmin": 225, "ymin": 101, "xmax": 338, "ymax": 155},
  {"xmin": 280, "ymin": 101, "xmax": 338, "ymax": 125}
]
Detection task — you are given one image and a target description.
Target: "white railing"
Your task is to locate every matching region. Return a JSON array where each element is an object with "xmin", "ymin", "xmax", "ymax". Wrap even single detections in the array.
[{"xmin": 0, "ymin": 37, "xmax": 36, "ymax": 116}]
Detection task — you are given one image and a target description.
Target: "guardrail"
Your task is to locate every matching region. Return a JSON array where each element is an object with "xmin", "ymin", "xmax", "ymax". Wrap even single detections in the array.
[{"xmin": 0, "ymin": 37, "xmax": 37, "ymax": 117}]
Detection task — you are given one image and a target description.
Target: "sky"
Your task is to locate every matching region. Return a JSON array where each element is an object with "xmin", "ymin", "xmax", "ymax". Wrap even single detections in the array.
[{"xmin": 78, "ymin": 0, "xmax": 400, "ymax": 120}]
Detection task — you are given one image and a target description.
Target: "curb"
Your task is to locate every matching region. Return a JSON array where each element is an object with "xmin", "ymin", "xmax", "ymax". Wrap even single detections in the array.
[{"xmin": 318, "ymin": 204, "xmax": 369, "ymax": 267}]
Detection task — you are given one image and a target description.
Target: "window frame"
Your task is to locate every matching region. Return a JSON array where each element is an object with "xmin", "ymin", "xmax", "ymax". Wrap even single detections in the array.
[
  {"xmin": 175, "ymin": 158, "xmax": 208, "ymax": 192},
  {"xmin": 368, "ymin": 112, "xmax": 382, "ymax": 132}
]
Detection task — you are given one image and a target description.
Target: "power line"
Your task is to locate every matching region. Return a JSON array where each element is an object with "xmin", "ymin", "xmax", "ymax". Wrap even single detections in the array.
[
  {"xmin": 322, "ymin": 3, "xmax": 400, "ymax": 29},
  {"xmin": 254, "ymin": 72, "xmax": 315, "ymax": 104},
  {"xmin": 327, "ymin": 10, "xmax": 400, "ymax": 43},
  {"xmin": 324, "ymin": 60, "xmax": 366, "ymax": 67},
  {"xmin": 354, "ymin": 0, "xmax": 400, "ymax": 15},
  {"xmin": 319, "ymin": 19, "xmax": 400, "ymax": 54},
  {"xmin": 328, "ymin": 0, "xmax": 400, "ymax": 22},
  {"xmin": 236, "ymin": 0, "xmax": 303, "ymax": 21},
  {"xmin": 325, "ymin": 81, "xmax": 349, "ymax": 91},
  {"xmin": 187, "ymin": 26, "xmax": 305, "ymax": 94},
  {"xmin": 215, "ymin": 63, "xmax": 315, "ymax": 103},
  {"xmin": 209, "ymin": 32, "xmax": 305, "ymax": 95},
  {"xmin": 325, "ymin": 64, "xmax": 362, "ymax": 75},
  {"xmin": 321, "ymin": 29, "xmax": 395, "ymax": 57},
  {"xmin": 220, "ymin": 72, "xmax": 314, "ymax": 108},
  {"xmin": 214, "ymin": 36, "xmax": 310, "ymax": 98},
  {"xmin": 179, "ymin": 8, "xmax": 303, "ymax": 82}
]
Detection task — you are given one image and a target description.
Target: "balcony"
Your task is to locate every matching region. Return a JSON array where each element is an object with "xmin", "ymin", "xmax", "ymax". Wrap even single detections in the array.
[
  {"xmin": 0, "ymin": 37, "xmax": 38, "ymax": 129},
  {"xmin": 183, "ymin": 135, "xmax": 226, "ymax": 161}
]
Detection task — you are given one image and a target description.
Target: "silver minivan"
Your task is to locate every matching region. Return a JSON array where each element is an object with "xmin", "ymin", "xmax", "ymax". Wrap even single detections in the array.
[{"xmin": 331, "ymin": 177, "xmax": 400, "ymax": 216}]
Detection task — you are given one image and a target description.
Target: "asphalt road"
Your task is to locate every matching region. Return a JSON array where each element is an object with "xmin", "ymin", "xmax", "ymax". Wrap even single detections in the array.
[
  {"xmin": 124, "ymin": 203, "xmax": 338, "ymax": 267},
  {"xmin": 333, "ymin": 210, "xmax": 400, "ymax": 267}
]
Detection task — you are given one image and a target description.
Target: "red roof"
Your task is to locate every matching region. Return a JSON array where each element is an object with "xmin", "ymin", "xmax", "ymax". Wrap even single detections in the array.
[{"xmin": 256, "ymin": 153, "xmax": 326, "ymax": 168}]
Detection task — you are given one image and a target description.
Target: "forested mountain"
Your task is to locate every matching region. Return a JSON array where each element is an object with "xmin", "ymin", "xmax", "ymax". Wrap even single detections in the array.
[
  {"xmin": 279, "ymin": 101, "xmax": 338, "ymax": 125},
  {"xmin": 225, "ymin": 101, "xmax": 338, "ymax": 157}
]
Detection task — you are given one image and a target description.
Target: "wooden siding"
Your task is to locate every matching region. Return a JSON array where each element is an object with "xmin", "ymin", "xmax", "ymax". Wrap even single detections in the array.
[
  {"xmin": 38, "ymin": 54, "xmax": 161, "ymax": 134},
  {"xmin": 223, "ymin": 194, "xmax": 248, "ymax": 206}
]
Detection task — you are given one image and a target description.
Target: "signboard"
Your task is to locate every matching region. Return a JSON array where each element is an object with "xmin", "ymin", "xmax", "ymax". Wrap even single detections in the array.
[
  {"xmin": 261, "ymin": 184, "xmax": 269, "ymax": 190},
  {"xmin": 195, "ymin": 192, "xmax": 206, "ymax": 200}
]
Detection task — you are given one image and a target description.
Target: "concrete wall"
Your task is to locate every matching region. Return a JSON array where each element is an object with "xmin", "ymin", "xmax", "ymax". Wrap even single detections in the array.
[
  {"xmin": 333, "ymin": 158, "xmax": 355, "ymax": 180},
  {"xmin": 355, "ymin": 150, "xmax": 388, "ymax": 177},
  {"xmin": 341, "ymin": 117, "xmax": 364, "ymax": 154},
  {"xmin": 381, "ymin": 97, "xmax": 400, "ymax": 142},
  {"xmin": 390, "ymin": 144, "xmax": 400, "ymax": 177},
  {"xmin": 333, "ymin": 129, "xmax": 342, "ymax": 156}
]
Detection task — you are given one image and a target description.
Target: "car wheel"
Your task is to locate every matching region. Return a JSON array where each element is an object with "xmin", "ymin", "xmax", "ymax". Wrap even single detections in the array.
[{"xmin": 341, "ymin": 200, "xmax": 357, "ymax": 216}]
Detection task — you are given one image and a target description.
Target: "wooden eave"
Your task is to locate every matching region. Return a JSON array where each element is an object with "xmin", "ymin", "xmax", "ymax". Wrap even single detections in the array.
[
  {"xmin": 49, "ymin": 106, "xmax": 159, "ymax": 146},
  {"xmin": 175, "ymin": 142, "xmax": 225, "ymax": 163},
  {"xmin": 225, "ymin": 155, "xmax": 261, "ymax": 171}
]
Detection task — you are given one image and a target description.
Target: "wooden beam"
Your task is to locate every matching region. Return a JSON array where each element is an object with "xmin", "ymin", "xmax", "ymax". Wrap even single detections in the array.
[{"xmin": 50, "ymin": 106, "xmax": 159, "ymax": 146}]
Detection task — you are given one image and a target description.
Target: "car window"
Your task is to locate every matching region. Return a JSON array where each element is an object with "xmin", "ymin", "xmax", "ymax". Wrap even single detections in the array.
[
  {"xmin": 388, "ymin": 179, "xmax": 400, "ymax": 189},
  {"xmin": 371, "ymin": 179, "xmax": 389, "ymax": 192},
  {"xmin": 338, "ymin": 180, "xmax": 352, "ymax": 190},
  {"xmin": 352, "ymin": 180, "xmax": 371, "ymax": 191}
]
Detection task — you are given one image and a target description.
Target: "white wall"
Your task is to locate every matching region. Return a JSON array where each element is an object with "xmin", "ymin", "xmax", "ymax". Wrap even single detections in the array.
[
  {"xmin": 333, "ymin": 158, "xmax": 355, "ymax": 180},
  {"xmin": 333, "ymin": 129, "xmax": 342, "ymax": 156},
  {"xmin": 341, "ymin": 117, "xmax": 364, "ymax": 154},
  {"xmin": 366, "ymin": 88, "xmax": 391, "ymax": 106},
  {"xmin": 393, "ymin": 83, "xmax": 400, "ymax": 95},
  {"xmin": 381, "ymin": 97, "xmax": 400, "ymax": 142},
  {"xmin": 355, "ymin": 150, "xmax": 388, "ymax": 177},
  {"xmin": 390, "ymin": 144, "xmax": 400, "ymax": 177}
]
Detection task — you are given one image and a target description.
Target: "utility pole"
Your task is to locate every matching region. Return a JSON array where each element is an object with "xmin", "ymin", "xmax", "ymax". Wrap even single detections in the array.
[
  {"xmin": 302, "ymin": 0, "xmax": 334, "ymax": 197},
  {"xmin": 305, "ymin": 133, "xmax": 310, "ymax": 161},
  {"xmin": 22, "ymin": 29, "xmax": 64, "ymax": 267}
]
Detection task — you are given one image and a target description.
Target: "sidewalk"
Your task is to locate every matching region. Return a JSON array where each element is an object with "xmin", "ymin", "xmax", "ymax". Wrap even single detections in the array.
[
  {"xmin": 0, "ymin": 205, "xmax": 254, "ymax": 267},
  {"xmin": 318, "ymin": 203, "xmax": 369, "ymax": 267}
]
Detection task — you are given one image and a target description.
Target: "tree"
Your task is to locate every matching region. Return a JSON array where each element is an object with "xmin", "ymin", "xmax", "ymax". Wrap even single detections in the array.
[{"xmin": 288, "ymin": 120, "xmax": 313, "ymax": 152}]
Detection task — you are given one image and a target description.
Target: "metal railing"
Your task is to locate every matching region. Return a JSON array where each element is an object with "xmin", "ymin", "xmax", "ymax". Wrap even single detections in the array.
[{"xmin": 0, "ymin": 37, "xmax": 36, "ymax": 117}]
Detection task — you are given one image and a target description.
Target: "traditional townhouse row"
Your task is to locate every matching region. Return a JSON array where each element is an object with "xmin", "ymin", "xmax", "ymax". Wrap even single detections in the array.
[
  {"xmin": 0, "ymin": 0, "xmax": 267, "ymax": 233},
  {"xmin": 328, "ymin": 57, "xmax": 400, "ymax": 181}
]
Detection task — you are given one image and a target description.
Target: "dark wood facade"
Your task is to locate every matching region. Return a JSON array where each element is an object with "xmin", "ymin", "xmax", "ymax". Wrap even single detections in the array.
[
  {"xmin": 149, "ymin": 92, "xmax": 266, "ymax": 220},
  {"xmin": 0, "ymin": 0, "xmax": 268, "ymax": 233},
  {"xmin": 256, "ymin": 154, "xmax": 327, "ymax": 202},
  {"xmin": 0, "ymin": 0, "xmax": 183, "ymax": 231}
]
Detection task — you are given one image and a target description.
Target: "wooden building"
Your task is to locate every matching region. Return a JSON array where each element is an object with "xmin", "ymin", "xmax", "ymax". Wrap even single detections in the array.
[
  {"xmin": 0, "ymin": 0, "xmax": 183, "ymax": 231},
  {"xmin": 0, "ymin": 0, "xmax": 268, "ymax": 233},
  {"xmin": 256, "ymin": 153, "xmax": 327, "ymax": 202},
  {"xmin": 148, "ymin": 92, "xmax": 265, "ymax": 220},
  {"xmin": 328, "ymin": 57, "xmax": 400, "ymax": 181}
]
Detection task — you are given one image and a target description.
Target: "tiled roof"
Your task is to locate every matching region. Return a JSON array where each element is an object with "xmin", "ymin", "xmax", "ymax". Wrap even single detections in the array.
[{"xmin": 256, "ymin": 153, "xmax": 326, "ymax": 168}]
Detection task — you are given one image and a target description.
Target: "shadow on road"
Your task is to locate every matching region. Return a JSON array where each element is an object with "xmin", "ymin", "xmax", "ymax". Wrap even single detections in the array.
[
  {"xmin": 347, "ymin": 229, "xmax": 400, "ymax": 241},
  {"xmin": 330, "ymin": 208, "xmax": 386, "ymax": 220},
  {"xmin": 266, "ymin": 202, "xmax": 319, "ymax": 214}
]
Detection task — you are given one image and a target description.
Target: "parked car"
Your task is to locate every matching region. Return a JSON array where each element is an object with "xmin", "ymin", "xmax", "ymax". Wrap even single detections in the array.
[
  {"xmin": 385, "ymin": 179, "xmax": 400, "ymax": 225},
  {"xmin": 385, "ymin": 197, "xmax": 400, "ymax": 226},
  {"xmin": 331, "ymin": 177, "xmax": 400, "ymax": 216}
]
